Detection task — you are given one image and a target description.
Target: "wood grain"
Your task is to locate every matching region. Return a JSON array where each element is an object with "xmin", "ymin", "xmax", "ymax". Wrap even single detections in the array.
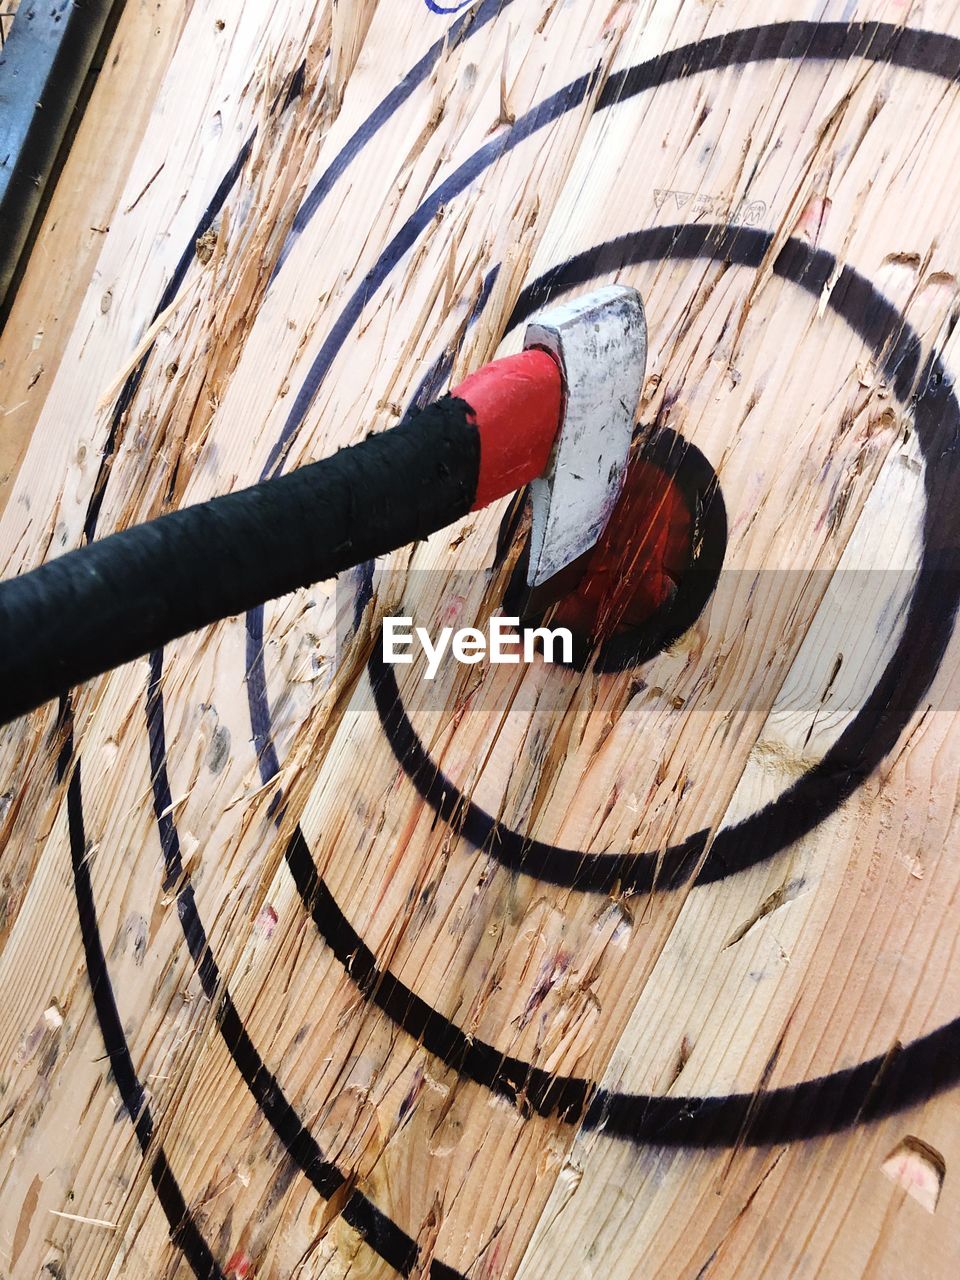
[
  {"xmin": 0, "ymin": 0, "xmax": 194, "ymax": 514},
  {"xmin": 2, "ymin": 1, "xmax": 960, "ymax": 1277}
]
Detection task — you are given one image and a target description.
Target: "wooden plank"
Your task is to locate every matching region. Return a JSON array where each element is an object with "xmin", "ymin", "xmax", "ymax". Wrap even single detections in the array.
[
  {"xmin": 0, "ymin": 0, "xmax": 191, "ymax": 513},
  {"xmin": 3, "ymin": 1, "xmax": 960, "ymax": 1278},
  {"xmin": 0, "ymin": 0, "xmax": 374, "ymax": 1274},
  {"xmin": 0, "ymin": 0, "xmax": 122, "ymax": 311}
]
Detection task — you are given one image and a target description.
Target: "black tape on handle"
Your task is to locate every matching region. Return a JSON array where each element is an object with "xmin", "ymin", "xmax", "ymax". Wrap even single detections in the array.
[{"xmin": 0, "ymin": 397, "xmax": 479, "ymax": 725}]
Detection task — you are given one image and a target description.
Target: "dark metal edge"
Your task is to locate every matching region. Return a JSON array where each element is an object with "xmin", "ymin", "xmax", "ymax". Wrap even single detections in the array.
[{"xmin": 0, "ymin": 0, "xmax": 123, "ymax": 322}]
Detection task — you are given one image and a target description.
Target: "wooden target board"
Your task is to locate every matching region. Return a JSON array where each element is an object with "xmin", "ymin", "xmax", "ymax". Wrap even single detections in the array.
[{"xmin": 2, "ymin": 1, "xmax": 960, "ymax": 1276}]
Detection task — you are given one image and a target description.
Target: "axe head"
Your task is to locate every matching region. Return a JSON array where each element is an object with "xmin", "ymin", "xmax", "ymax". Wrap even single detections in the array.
[{"xmin": 523, "ymin": 284, "xmax": 647, "ymax": 589}]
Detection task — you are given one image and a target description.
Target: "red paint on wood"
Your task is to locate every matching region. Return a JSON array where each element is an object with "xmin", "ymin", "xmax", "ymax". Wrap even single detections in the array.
[
  {"xmin": 551, "ymin": 459, "xmax": 692, "ymax": 643},
  {"xmin": 226, "ymin": 1250, "xmax": 253, "ymax": 1279}
]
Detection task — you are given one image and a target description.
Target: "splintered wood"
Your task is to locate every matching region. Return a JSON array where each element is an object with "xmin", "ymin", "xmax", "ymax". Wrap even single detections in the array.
[{"xmin": 2, "ymin": 1, "xmax": 960, "ymax": 1277}]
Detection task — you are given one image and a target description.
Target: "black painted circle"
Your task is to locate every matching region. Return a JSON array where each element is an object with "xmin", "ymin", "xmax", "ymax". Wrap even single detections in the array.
[
  {"xmin": 497, "ymin": 425, "xmax": 728, "ymax": 672},
  {"xmin": 180, "ymin": 43, "xmax": 960, "ymax": 1216},
  {"xmin": 367, "ymin": 224, "xmax": 960, "ymax": 896},
  {"xmin": 306, "ymin": 225, "xmax": 960, "ymax": 1149},
  {"xmin": 71, "ymin": 19, "xmax": 960, "ymax": 1280}
]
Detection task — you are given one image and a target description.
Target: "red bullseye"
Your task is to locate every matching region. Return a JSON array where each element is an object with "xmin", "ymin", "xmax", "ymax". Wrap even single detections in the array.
[
  {"xmin": 500, "ymin": 425, "xmax": 725, "ymax": 671},
  {"xmin": 549, "ymin": 457, "xmax": 694, "ymax": 647}
]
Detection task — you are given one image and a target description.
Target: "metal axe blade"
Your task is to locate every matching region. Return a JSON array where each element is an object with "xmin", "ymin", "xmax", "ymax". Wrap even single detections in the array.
[{"xmin": 523, "ymin": 284, "xmax": 647, "ymax": 589}]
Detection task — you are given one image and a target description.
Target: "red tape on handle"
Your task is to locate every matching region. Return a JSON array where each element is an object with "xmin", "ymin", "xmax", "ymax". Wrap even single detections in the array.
[{"xmin": 454, "ymin": 348, "xmax": 563, "ymax": 511}]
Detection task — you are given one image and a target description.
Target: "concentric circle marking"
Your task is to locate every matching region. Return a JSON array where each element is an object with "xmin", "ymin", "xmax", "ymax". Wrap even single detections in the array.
[
  {"xmin": 367, "ymin": 224, "xmax": 958, "ymax": 893},
  {"xmin": 70, "ymin": 19, "xmax": 960, "ymax": 1280},
  {"xmin": 290, "ymin": 225, "xmax": 960, "ymax": 1148}
]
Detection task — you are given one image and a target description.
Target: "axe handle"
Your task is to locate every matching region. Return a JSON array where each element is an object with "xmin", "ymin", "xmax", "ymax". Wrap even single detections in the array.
[{"xmin": 0, "ymin": 352, "xmax": 563, "ymax": 726}]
